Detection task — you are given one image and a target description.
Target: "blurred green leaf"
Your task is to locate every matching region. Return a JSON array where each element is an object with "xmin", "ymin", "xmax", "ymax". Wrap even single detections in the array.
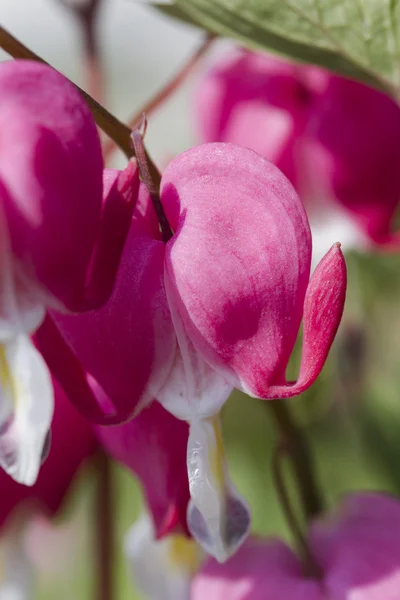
[{"xmin": 156, "ymin": 0, "xmax": 400, "ymax": 97}]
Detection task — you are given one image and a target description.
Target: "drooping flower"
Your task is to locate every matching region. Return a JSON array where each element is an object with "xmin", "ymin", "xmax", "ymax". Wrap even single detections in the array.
[
  {"xmin": 195, "ymin": 47, "xmax": 400, "ymax": 249},
  {"xmin": 45, "ymin": 142, "xmax": 345, "ymax": 561},
  {"xmin": 0, "ymin": 60, "xmax": 139, "ymax": 482},
  {"xmin": 191, "ymin": 492, "xmax": 400, "ymax": 599},
  {"xmin": 161, "ymin": 143, "xmax": 346, "ymax": 400}
]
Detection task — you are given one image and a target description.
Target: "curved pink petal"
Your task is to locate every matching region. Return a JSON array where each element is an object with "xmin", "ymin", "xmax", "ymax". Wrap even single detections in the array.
[
  {"xmin": 0, "ymin": 60, "xmax": 103, "ymax": 310},
  {"xmin": 0, "ymin": 379, "xmax": 97, "ymax": 528},
  {"xmin": 266, "ymin": 243, "xmax": 346, "ymax": 398},
  {"xmin": 191, "ymin": 537, "xmax": 322, "ymax": 600},
  {"xmin": 310, "ymin": 492, "xmax": 400, "ymax": 599},
  {"xmin": 97, "ymin": 401, "xmax": 190, "ymax": 538},
  {"xmin": 162, "ymin": 142, "xmax": 311, "ymax": 398},
  {"xmin": 46, "ymin": 172, "xmax": 176, "ymax": 423}
]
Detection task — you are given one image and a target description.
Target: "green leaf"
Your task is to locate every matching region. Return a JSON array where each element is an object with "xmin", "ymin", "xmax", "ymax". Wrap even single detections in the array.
[{"xmin": 155, "ymin": 0, "xmax": 400, "ymax": 98}]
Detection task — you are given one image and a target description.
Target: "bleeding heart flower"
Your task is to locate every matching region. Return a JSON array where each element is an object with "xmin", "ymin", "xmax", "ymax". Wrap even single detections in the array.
[
  {"xmin": 42, "ymin": 142, "xmax": 345, "ymax": 562},
  {"xmin": 0, "ymin": 60, "xmax": 139, "ymax": 484},
  {"xmin": 161, "ymin": 143, "xmax": 346, "ymax": 401},
  {"xmin": 191, "ymin": 492, "xmax": 400, "ymax": 600}
]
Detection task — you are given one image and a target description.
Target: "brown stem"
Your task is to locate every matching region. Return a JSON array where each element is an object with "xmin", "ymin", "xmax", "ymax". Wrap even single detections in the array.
[
  {"xmin": 94, "ymin": 451, "xmax": 114, "ymax": 600},
  {"xmin": 0, "ymin": 25, "xmax": 131, "ymax": 158},
  {"xmin": 272, "ymin": 443, "xmax": 322, "ymax": 579},
  {"xmin": 103, "ymin": 34, "xmax": 216, "ymax": 161},
  {"xmin": 131, "ymin": 120, "xmax": 172, "ymax": 242},
  {"xmin": 268, "ymin": 400, "xmax": 323, "ymax": 520}
]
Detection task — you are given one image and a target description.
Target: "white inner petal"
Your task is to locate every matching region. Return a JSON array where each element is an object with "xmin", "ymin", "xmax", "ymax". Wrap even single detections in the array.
[
  {"xmin": 186, "ymin": 416, "xmax": 251, "ymax": 562},
  {"xmin": 0, "ymin": 335, "xmax": 53, "ymax": 485}
]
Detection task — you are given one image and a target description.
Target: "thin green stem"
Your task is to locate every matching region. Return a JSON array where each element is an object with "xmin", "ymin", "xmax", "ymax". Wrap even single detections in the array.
[
  {"xmin": 94, "ymin": 451, "xmax": 114, "ymax": 600},
  {"xmin": 272, "ymin": 443, "xmax": 322, "ymax": 579},
  {"xmin": 268, "ymin": 400, "xmax": 323, "ymax": 520}
]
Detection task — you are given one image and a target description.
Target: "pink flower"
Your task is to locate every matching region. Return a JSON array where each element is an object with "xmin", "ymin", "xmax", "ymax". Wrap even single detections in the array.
[
  {"xmin": 162, "ymin": 143, "xmax": 346, "ymax": 400},
  {"xmin": 191, "ymin": 492, "xmax": 400, "ymax": 599},
  {"xmin": 195, "ymin": 48, "xmax": 400, "ymax": 248},
  {"xmin": 97, "ymin": 401, "xmax": 190, "ymax": 538},
  {"xmin": 43, "ymin": 142, "xmax": 345, "ymax": 561},
  {"xmin": 0, "ymin": 60, "xmax": 139, "ymax": 484}
]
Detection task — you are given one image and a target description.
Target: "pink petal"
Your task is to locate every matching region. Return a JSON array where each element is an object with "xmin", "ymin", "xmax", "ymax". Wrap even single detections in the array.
[
  {"xmin": 75, "ymin": 163, "xmax": 140, "ymax": 311},
  {"xmin": 46, "ymin": 179, "xmax": 176, "ymax": 423},
  {"xmin": 0, "ymin": 378, "xmax": 97, "ymax": 528},
  {"xmin": 0, "ymin": 60, "xmax": 103, "ymax": 310},
  {"xmin": 266, "ymin": 243, "xmax": 346, "ymax": 398},
  {"xmin": 310, "ymin": 492, "xmax": 400, "ymax": 599},
  {"xmin": 97, "ymin": 401, "xmax": 190, "ymax": 538},
  {"xmin": 191, "ymin": 537, "xmax": 323, "ymax": 600},
  {"xmin": 162, "ymin": 142, "xmax": 311, "ymax": 398}
]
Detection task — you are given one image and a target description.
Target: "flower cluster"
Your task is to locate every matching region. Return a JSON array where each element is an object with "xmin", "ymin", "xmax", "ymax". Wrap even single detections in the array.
[{"xmin": 0, "ymin": 56, "xmax": 347, "ymax": 577}]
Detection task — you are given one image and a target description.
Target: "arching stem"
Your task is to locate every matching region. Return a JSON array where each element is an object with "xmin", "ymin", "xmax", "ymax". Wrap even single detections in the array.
[{"xmin": 131, "ymin": 118, "xmax": 173, "ymax": 242}]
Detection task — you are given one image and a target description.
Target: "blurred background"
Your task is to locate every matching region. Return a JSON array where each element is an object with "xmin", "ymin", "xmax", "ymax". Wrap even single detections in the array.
[{"xmin": 2, "ymin": 1, "xmax": 400, "ymax": 598}]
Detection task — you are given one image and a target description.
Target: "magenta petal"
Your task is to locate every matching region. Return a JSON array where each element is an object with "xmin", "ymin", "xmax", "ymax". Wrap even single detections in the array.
[
  {"xmin": 310, "ymin": 492, "xmax": 400, "ymax": 599},
  {"xmin": 191, "ymin": 537, "xmax": 323, "ymax": 600},
  {"xmin": 0, "ymin": 60, "xmax": 103, "ymax": 310},
  {"xmin": 162, "ymin": 142, "xmax": 311, "ymax": 398},
  {"xmin": 49, "ymin": 188, "xmax": 176, "ymax": 423},
  {"xmin": 97, "ymin": 401, "xmax": 190, "ymax": 538},
  {"xmin": 266, "ymin": 243, "xmax": 346, "ymax": 398},
  {"xmin": 76, "ymin": 162, "xmax": 140, "ymax": 311},
  {"xmin": 34, "ymin": 314, "xmax": 121, "ymax": 425}
]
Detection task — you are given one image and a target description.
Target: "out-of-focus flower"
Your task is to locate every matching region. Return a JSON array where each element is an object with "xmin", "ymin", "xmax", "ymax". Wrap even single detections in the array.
[
  {"xmin": 195, "ymin": 47, "xmax": 400, "ymax": 250},
  {"xmin": 191, "ymin": 492, "xmax": 400, "ymax": 599},
  {"xmin": 125, "ymin": 512, "xmax": 203, "ymax": 600},
  {"xmin": 0, "ymin": 60, "xmax": 138, "ymax": 483},
  {"xmin": 97, "ymin": 401, "xmax": 190, "ymax": 538}
]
